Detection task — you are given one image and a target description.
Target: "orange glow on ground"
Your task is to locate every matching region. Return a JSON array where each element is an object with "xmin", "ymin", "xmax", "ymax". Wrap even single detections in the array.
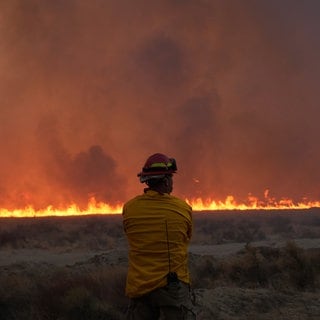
[{"xmin": 0, "ymin": 191, "xmax": 320, "ymax": 218}]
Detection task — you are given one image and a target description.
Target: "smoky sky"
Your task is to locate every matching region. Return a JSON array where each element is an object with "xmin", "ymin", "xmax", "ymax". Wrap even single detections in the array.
[{"xmin": 0, "ymin": 0, "xmax": 319, "ymax": 209}]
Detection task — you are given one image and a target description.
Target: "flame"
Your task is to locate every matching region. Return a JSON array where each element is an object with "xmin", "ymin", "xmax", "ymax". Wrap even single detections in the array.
[
  {"xmin": 0, "ymin": 191, "xmax": 320, "ymax": 218},
  {"xmin": 0, "ymin": 197, "xmax": 122, "ymax": 218},
  {"xmin": 187, "ymin": 190, "xmax": 320, "ymax": 211}
]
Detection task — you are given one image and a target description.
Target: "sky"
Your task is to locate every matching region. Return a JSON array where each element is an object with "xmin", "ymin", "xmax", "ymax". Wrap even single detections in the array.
[{"xmin": 0, "ymin": 0, "xmax": 319, "ymax": 209}]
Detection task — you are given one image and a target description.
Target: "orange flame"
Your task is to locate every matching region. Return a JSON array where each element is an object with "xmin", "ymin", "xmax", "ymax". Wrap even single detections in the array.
[
  {"xmin": 0, "ymin": 191, "xmax": 319, "ymax": 218},
  {"xmin": 187, "ymin": 196, "xmax": 320, "ymax": 211},
  {"xmin": 0, "ymin": 198, "xmax": 122, "ymax": 218},
  {"xmin": 187, "ymin": 190, "xmax": 320, "ymax": 211}
]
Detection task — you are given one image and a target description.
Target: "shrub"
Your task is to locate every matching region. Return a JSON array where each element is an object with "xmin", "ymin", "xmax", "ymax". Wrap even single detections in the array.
[
  {"xmin": 218, "ymin": 244, "xmax": 273, "ymax": 287},
  {"xmin": 278, "ymin": 241, "xmax": 316, "ymax": 290},
  {"xmin": 35, "ymin": 266, "xmax": 128, "ymax": 320},
  {"xmin": 190, "ymin": 242, "xmax": 320, "ymax": 292}
]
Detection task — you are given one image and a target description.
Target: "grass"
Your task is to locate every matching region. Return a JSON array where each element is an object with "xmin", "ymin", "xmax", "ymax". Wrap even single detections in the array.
[
  {"xmin": 1, "ymin": 242, "xmax": 319, "ymax": 319},
  {"xmin": 191, "ymin": 241, "xmax": 320, "ymax": 291},
  {"xmin": 0, "ymin": 209, "xmax": 319, "ymax": 319},
  {"xmin": 0, "ymin": 266, "xmax": 128, "ymax": 320}
]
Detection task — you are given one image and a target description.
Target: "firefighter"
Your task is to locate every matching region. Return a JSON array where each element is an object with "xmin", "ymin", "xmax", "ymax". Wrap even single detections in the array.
[{"xmin": 122, "ymin": 153, "xmax": 196, "ymax": 319}]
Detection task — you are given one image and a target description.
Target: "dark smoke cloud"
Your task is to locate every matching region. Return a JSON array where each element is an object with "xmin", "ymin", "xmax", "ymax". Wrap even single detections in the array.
[
  {"xmin": 0, "ymin": 0, "xmax": 319, "ymax": 209},
  {"xmin": 34, "ymin": 116, "xmax": 124, "ymax": 209}
]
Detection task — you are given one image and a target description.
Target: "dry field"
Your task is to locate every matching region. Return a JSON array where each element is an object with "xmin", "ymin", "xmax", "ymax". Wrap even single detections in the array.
[{"xmin": 0, "ymin": 209, "xmax": 319, "ymax": 319}]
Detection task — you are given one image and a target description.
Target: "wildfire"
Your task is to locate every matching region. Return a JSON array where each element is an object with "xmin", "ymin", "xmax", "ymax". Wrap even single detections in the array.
[
  {"xmin": 0, "ymin": 198, "xmax": 123, "ymax": 218},
  {"xmin": 187, "ymin": 195, "xmax": 320, "ymax": 211},
  {"xmin": 0, "ymin": 192, "xmax": 319, "ymax": 218}
]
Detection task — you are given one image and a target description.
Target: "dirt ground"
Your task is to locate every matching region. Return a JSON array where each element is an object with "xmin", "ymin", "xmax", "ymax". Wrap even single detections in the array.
[{"xmin": 1, "ymin": 237, "xmax": 320, "ymax": 266}]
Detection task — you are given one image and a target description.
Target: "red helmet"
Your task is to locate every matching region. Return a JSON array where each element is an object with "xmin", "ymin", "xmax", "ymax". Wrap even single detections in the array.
[{"xmin": 137, "ymin": 153, "xmax": 177, "ymax": 182}]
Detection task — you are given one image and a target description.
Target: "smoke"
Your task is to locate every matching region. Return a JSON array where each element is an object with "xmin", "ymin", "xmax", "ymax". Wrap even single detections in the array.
[
  {"xmin": 0, "ymin": 0, "xmax": 319, "ymax": 208},
  {"xmin": 34, "ymin": 116, "xmax": 124, "ymax": 209}
]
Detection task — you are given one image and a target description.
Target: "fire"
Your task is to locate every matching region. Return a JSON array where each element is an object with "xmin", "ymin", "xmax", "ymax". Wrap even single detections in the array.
[
  {"xmin": 0, "ymin": 198, "xmax": 122, "ymax": 218},
  {"xmin": 187, "ymin": 193, "xmax": 320, "ymax": 211},
  {"xmin": 0, "ymin": 191, "xmax": 319, "ymax": 218}
]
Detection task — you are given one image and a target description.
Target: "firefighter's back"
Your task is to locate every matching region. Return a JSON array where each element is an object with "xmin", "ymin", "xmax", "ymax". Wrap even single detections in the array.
[{"xmin": 123, "ymin": 189, "xmax": 192, "ymax": 298}]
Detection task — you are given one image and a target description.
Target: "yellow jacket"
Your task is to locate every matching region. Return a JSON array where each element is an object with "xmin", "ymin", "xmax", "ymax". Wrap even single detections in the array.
[{"xmin": 122, "ymin": 189, "xmax": 193, "ymax": 298}]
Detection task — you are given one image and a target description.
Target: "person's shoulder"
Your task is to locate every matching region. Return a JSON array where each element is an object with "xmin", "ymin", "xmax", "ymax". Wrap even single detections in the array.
[
  {"xmin": 123, "ymin": 194, "xmax": 142, "ymax": 206},
  {"xmin": 168, "ymin": 194, "xmax": 192, "ymax": 211}
]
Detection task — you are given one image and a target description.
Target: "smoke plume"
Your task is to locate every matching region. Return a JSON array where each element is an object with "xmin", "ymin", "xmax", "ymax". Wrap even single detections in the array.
[{"xmin": 0, "ymin": 0, "xmax": 319, "ymax": 208}]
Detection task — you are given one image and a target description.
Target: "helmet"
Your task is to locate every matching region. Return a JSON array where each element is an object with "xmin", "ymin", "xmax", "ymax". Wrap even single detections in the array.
[{"xmin": 137, "ymin": 153, "xmax": 177, "ymax": 183}]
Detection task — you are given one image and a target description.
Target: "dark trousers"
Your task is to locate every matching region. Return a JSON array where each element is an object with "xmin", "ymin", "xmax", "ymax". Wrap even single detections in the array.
[{"xmin": 126, "ymin": 281, "xmax": 196, "ymax": 320}]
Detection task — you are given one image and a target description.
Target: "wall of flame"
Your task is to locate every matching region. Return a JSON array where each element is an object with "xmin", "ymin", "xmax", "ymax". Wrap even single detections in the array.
[{"xmin": 0, "ymin": 0, "xmax": 319, "ymax": 212}]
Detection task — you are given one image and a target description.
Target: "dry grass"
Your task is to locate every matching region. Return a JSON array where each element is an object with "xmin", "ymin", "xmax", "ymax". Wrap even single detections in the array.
[
  {"xmin": 192, "ymin": 209, "xmax": 320, "ymax": 245},
  {"xmin": 0, "ymin": 265, "xmax": 128, "ymax": 320},
  {"xmin": 1, "ymin": 209, "xmax": 319, "ymax": 249},
  {"xmin": 0, "ymin": 209, "xmax": 320, "ymax": 319},
  {"xmin": 190, "ymin": 241, "xmax": 320, "ymax": 291},
  {"xmin": 0, "ymin": 215, "xmax": 123, "ymax": 250}
]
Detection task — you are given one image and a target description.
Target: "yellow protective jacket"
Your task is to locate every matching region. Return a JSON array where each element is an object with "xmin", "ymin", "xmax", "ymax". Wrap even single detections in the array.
[{"xmin": 122, "ymin": 189, "xmax": 193, "ymax": 298}]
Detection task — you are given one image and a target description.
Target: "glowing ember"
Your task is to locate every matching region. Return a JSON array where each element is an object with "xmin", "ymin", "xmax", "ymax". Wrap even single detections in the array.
[{"xmin": 0, "ymin": 192, "xmax": 319, "ymax": 218}]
